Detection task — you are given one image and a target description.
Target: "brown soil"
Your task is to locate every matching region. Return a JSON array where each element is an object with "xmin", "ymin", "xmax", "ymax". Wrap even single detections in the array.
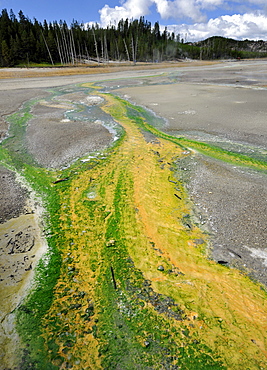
[{"xmin": 0, "ymin": 60, "xmax": 217, "ymax": 79}]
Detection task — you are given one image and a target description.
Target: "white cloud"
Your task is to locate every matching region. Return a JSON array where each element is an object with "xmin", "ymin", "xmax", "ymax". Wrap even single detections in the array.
[
  {"xmin": 99, "ymin": 0, "xmax": 153, "ymax": 26},
  {"xmin": 99, "ymin": 0, "xmax": 267, "ymax": 27},
  {"xmin": 177, "ymin": 0, "xmax": 206, "ymax": 21},
  {"xmin": 167, "ymin": 12, "xmax": 267, "ymax": 41},
  {"xmin": 197, "ymin": 0, "xmax": 224, "ymax": 8},
  {"xmin": 98, "ymin": 0, "xmax": 267, "ymax": 41},
  {"xmin": 153, "ymin": 0, "xmax": 171, "ymax": 18},
  {"xmin": 99, "ymin": 0, "xmax": 208, "ymax": 26}
]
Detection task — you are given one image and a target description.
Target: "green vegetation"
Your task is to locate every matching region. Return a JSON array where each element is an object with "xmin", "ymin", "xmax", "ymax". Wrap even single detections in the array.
[
  {"xmin": 1, "ymin": 86, "xmax": 267, "ymax": 369},
  {"xmin": 95, "ymin": 171, "xmax": 225, "ymax": 370},
  {"xmin": 3, "ymin": 100, "xmax": 37, "ymax": 168},
  {"xmin": 12, "ymin": 168, "xmax": 62, "ymax": 369},
  {"xmin": 0, "ymin": 100, "xmax": 62, "ymax": 368},
  {"xmin": 116, "ymin": 95, "xmax": 267, "ymax": 173},
  {"xmin": 1, "ymin": 9, "xmax": 267, "ymax": 67},
  {"xmin": 195, "ymin": 36, "xmax": 267, "ymax": 59}
]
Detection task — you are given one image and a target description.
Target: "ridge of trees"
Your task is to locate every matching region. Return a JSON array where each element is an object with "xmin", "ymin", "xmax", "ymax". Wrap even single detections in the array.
[
  {"xmin": 193, "ymin": 36, "xmax": 267, "ymax": 60},
  {"xmin": 1, "ymin": 9, "xmax": 267, "ymax": 67}
]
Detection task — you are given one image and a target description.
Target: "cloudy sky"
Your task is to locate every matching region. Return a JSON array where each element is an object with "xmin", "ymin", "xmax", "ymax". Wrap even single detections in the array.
[{"xmin": 2, "ymin": 0, "xmax": 267, "ymax": 41}]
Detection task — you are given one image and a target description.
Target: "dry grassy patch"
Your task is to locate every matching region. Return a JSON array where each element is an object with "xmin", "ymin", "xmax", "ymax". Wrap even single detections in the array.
[{"xmin": 0, "ymin": 61, "xmax": 218, "ymax": 79}]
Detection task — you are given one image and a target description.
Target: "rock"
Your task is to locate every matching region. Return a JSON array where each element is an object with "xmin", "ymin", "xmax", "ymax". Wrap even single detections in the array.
[
  {"xmin": 217, "ymin": 260, "xmax": 228, "ymax": 265},
  {"xmin": 194, "ymin": 239, "xmax": 205, "ymax": 245},
  {"xmin": 52, "ymin": 177, "xmax": 69, "ymax": 184},
  {"xmin": 106, "ymin": 239, "xmax": 116, "ymax": 247},
  {"xmin": 7, "ymin": 230, "xmax": 35, "ymax": 254},
  {"xmin": 227, "ymin": 248, "xmax": 242, "ymax": 259},
  {"xmin": 157, "ymin": 265, "xmax": 164, "ymax": 271},
  {"xmin": 25, "ymin": 263, "xmax": 32, "ymax": 271},
  {"xmin": 144, "ymin": 341, "xmax": 150, "ymax": 347},
  {"xmin": 69, "ymin": 303, "xmax": 82, "ymax": 310}
]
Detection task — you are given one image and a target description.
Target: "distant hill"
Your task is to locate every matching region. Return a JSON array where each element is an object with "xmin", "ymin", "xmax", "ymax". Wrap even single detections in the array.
[{"xmin": 190, "ymin": 36, "xmax": 267, "ymax": 59}]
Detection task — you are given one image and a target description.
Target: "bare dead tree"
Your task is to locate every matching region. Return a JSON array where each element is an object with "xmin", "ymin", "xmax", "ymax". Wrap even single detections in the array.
[
  {"xmin": 135, "ymin": 35, "xmax": 138, "ymax": 62},
  {"xmin": 84, "ymin": 41, "xmax": 90, "ymax": 61},
  {"xmin": 60, "ymin": 26, "xmax": 70, "ymax": 64},
  {"xmin": 131, "ymin": 35, "xmax": 138, "ymax": 64},
  {"xmin": 70, "ymin": 27, "xmax": 77, "ymax": 64},
  {"xmin": 92, "ymin": 27, "xmax": 100, "ymax": 64},
  {"xmin": 55, "ymin": 31, "xmax": 63, "ymax": 65},
  {"xmin": 114, "ymin": 38, "xmax": 120, "ymax": 61},
  {"xmin": 104, "ymin": 32, "xmax": 109, "ymax": 63},
  {"xmin": 123, "ymin": 38, "xmax": 130, "ymax": 62},
  {"xmin": 101, "ymin": 37, "xmax": 104, "ymax": 60},
  {"xmin": 40, "ymin": 29, "xmax": 54, "ymax": 65}
]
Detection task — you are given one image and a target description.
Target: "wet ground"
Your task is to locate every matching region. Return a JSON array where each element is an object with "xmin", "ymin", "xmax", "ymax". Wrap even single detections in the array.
[
  {"xmin": 26, "ymin": 90, "xmax": 113, "ymax": 169},
  {"xmin": 1, "ymin": 60, "xmax": 267, "ymax": 282},
  {"xmin": 113, "ymin": 60, "xmax": 267, "ymax": 286},
  {"xmin": 1, "ymin": 60, "xmax": 267, "ymax": 368},
  {"xmin": 1, "ymin": 60, "xmax": 267, "ymax": 285}
]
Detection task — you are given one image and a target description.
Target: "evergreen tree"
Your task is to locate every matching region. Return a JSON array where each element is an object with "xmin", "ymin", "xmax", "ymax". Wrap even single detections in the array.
[{"xmin": 0, "ymin": 9, "xmax": 267, "ymax": 67}]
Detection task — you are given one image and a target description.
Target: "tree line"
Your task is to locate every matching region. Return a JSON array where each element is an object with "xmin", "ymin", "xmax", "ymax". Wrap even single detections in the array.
[
  {"xmin": 194, "ymin": 36, "xmax": 267, "ymax": 60},
  {"xmin": 1, "ymin": 9, "xmax": 267, "ymax": 67},
  {"xmin": 0, "ymin": 9, "xmax": 180, "ymax": 67}
]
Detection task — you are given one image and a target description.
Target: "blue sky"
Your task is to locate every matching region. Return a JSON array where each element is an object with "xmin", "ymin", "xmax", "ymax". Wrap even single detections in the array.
[
  {"xmin": 0, "ymin": 0, "xmax": 114, "ymax": 24},
  {"xmin": 1, "ymin": 0, "xmax": 267, "ymax": 41}
]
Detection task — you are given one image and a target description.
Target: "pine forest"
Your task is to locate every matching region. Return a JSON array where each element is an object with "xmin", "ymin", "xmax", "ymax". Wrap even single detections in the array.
[{"xmin": 1, "ymin": 8, "xmax": 267, "ymax": 67}]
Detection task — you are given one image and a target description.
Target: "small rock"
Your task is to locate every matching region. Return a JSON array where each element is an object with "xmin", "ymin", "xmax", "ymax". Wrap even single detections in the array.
[
  {"xmin": 25, "ymin": 263, "xmax": 32, "ymax": 271},
  {"xmin": 7, "ymin": 231, "xmax": 35, "ymax": 254},
  {"xmin": 194, "ymin": 239, "xmax": 205, "ymax": 245},
  {"xmin": 144, "ymin": 341, "xmax": 150, "ymax": 347},
  {"xmin": 217, "ymin": 260, "xmax": 228, "ymax": 265},
  {"xmin": 69, "ymin": 303, "xmax": 82, "ymax": 310},
  {"xmin": 157, "ymin": 265, "xmax": 164, "ymax": 271},
  {"xmin": 106, "ymin": 239, "xmax": 116, "ymax": 247}
]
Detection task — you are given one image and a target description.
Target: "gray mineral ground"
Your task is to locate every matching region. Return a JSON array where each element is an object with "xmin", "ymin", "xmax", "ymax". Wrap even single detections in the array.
[
  {"xmin": 0, "ymin": 60, "xmax": 267, "ymax": 288},
  {"xmin": 0, "ymin": 166, "xmax": 28, "ymax": 224}
]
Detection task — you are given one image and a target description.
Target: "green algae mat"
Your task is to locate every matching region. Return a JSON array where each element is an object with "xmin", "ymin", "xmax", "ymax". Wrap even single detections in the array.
[{"xmin": 1, "ymin": 84, "xmax": 267, "ymax": 370}]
